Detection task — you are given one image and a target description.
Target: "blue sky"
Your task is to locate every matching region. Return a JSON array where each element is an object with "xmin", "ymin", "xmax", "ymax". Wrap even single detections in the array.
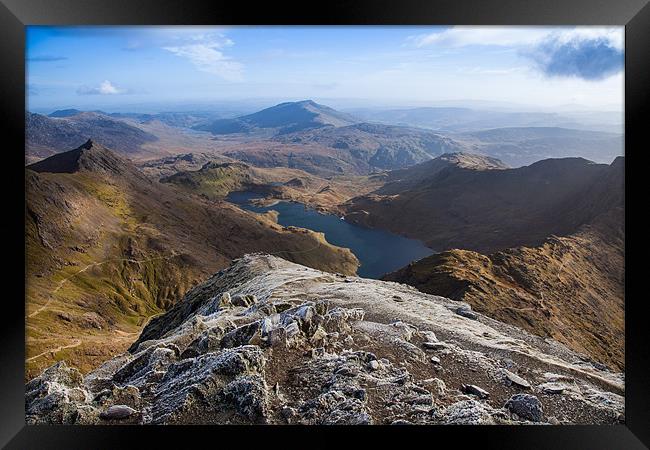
[{"xmin": 26, "ymin": 26, "xmax": 624, "ymax": 113}]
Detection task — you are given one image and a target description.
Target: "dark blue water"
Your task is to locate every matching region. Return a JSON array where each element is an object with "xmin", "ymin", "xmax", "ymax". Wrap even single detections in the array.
[{"xmin": 227, "ymin": 191, "xmax": 435, "ymax": 279}]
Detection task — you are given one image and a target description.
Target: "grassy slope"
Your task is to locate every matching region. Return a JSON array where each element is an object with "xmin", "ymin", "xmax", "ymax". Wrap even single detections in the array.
[
  {"xmin": 26, "ymin": 153, "xmax": 359, "ymax": 379},
  {"xmin": 383, "ymin": 209, "xmax": 624, "ymax": 370},
  {"xmin": 160, "ymin": 161, "xmax": 385, "ymax": 215}
]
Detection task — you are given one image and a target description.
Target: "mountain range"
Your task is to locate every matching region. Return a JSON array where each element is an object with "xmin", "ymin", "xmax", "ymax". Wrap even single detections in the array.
[
  {"xmin": 358, "ymin": 154, "xmax": 625, "ymax": 370},
  {"xmin": 26, "ymin": 111, "xmax": 158, "ymax": 162},
  {"xmin": 348, "ymin": 106, "xmax": 623, "ymax": 134},
  {"xmin": 344, "ymin": 153, "xmax": 621, "ymax": 253},
  {"xmin": 455, "ymin": 127, "xmax": 623, "ymax": 167},
  {"xmin": 25, "ymin": 140, "xmax": 358, "ymax": 379},
  {"xmin": 24, "ymin": 99, "xmax": 626, "ymax": 419},
  {"xmin": 27, "ymin": 100, "xmax": 623, "ymax": 175}
]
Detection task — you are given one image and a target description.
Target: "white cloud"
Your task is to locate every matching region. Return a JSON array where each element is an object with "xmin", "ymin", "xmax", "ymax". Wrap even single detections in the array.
[
  {"xmin": 77, "ymin": 80, "xmax": 127, "ymax": 95},
  {"xmin": 551, "ymin": 28, "xmax": 623, "ymax": 50},
  {"xmin": 163, "ymin": 34, "xmax": 243, "ymax": 82},
  {"xmin": 410, "ymin": 26, "xmax": 623, "ymax": 50}
]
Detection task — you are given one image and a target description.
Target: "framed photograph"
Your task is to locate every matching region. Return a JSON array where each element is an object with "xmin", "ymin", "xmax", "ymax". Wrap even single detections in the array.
[{"xmin": 1, "ymin": 0, "xmax": 647, "ymax": 447}]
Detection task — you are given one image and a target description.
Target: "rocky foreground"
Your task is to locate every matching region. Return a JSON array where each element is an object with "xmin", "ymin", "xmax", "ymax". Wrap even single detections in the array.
[{"xmin": 26, "ymin": 254, "xmax": 624, "ymax": 425}]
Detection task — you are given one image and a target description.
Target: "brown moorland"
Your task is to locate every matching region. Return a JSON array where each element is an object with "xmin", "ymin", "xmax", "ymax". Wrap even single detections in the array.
[
  {"xmin": 26, "ymin": 140, "xmax": 358, "ymax": 379},
  {"xmin": 383, "ymin": 156, "xmax": 624, "ymax": 370}
]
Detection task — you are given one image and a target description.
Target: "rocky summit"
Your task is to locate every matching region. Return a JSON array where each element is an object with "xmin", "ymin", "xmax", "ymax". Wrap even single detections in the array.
[{"xmin": 25, "ymin": 254, "xmax": 624, "ymax": 425}]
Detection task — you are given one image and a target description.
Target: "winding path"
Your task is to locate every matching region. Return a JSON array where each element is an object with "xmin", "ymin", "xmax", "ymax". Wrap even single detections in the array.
[
  {"xmin": 26, "ymin": 340, "xmax": 82, "ymax": 363},
  {"xmin": 28, "ymin": 251, "xmax": 179, "ymax": 319}
]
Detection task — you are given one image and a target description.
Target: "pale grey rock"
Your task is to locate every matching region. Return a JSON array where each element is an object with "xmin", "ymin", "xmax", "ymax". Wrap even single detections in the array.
[
  {"xmin": 391, "ymin": 419, "xmax": 413, "ymax": 425},
  {"xmin": 24, "ymin": 254, "xmax": 625, "ymax": 425},
  {"xmin": 420, "ymin": 330, "xmax": 438, "ymax": 342},
  {"xmin": 222, "ymin": 375, "xmax": 269, "ymax": 421},
  {"xmin": 99, "ymin": 404, "xmax": 137, "ymax": 420},
  {"xmin": 423, "ymin": 378, "xmax": 446, "ymax": 397},
  {"xmin": 462, "ymin": 384, "xmax": 490, "ymax": 399},
  {"xmin": 501, "ymin": 369, "xmax": 531, "ymax": 389},
  {"xmin": 455, "ymin": 306, "xmax": 478, "ymax": 320},
  {"xmin": 442, "ymin": 400, "xmax": 498, "ymax": 425},
  {"xmin": 538, "ymin": 382, "xmax": 566, "ymax": 394}
]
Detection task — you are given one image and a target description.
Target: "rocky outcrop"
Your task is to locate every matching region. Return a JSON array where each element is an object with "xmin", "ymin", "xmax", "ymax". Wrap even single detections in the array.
[{"xmin": 26, "ymin": 255, "xmax": 624, "ymax": 425}]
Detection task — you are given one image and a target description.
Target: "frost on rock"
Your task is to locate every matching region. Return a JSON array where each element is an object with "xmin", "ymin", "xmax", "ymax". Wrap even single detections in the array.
[{"xmin": 25, "ymin": 254, "xmax": 625, "ymax": 425}]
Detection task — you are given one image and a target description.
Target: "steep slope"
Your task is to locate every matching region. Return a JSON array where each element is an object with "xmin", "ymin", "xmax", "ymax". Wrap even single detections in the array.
[
  {"xmin": 26, "ymin": 255, "xmax": 624, "ymax": 425},
  {"xmin": 28, "ymin": 138, "xmax": 148, "ymax": 176},
  {"xmin": 344, "ymin": 154, "xmax": 616, "ymax": 254},
  {"xmin": 26, "ymin": 141, "xmax": 358, "ymax": 379},
  {"xmin": 196, "ymin": 100, "xmax": 359, "ymax": 136},
  {"xmin": 26, "ymin": 112, "xmax": 158, "ymax": 160},
  {"xmin": 383, "ymin": 157, "xmax": 624, "ymax": 370}
]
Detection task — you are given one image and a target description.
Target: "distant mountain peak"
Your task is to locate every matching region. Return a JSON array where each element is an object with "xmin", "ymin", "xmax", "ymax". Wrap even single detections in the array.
[
  {"xmin": 195, "ymin": 100, "xmax": 360, "ymax": 136},
  {"xmin": 27, "ymin": 140, "xmax": 144, "ymax": 180},
  {"xmin": 293, "ymin": 99, "xmax": 317, "ymax": 106},
  {"xmin": 48, "ymin": 109, "xmax": 84, "ymax": 118}
]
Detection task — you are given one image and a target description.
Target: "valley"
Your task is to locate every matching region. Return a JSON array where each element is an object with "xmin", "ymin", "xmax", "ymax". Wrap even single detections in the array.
[
  {"xmin": 227, "ymin": 191, "xmax": 434, "ymax": 278},
  {"xmin": 25, "ymin": 99, "xmax": 625, "ymax": 417},
  {"xmin": 20, "ymin": 23, "xmax": 629, "ymax": 427},
  {"xmin": 25, "ymin": 139, "xmax": 359, "ymax": 379}
]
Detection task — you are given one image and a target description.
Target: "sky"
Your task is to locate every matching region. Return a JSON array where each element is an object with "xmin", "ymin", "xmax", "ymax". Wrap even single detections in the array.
[{"xmin": 26, "ymin": 26, "xmax": 624, "ymax": 113}]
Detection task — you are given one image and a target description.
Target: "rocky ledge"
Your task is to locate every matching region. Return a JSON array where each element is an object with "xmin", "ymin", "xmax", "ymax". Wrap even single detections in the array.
[{"xmin": 26, "ymin": 254, "xmax": 624, "ymax": 425}]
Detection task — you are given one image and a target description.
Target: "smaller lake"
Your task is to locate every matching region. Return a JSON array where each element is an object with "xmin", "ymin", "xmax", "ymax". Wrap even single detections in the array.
[{"xmin": 227, "ymin": 191, "xmax": 435, "ymax": 279}]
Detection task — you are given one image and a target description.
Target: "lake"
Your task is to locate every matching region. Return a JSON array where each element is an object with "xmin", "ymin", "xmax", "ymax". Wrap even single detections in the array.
[{"xmin": 227, "ymin": 191, "xmax": 435, "ymax": 279}]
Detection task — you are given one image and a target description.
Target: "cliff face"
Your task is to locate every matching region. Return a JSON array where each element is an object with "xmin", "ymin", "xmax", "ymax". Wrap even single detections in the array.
[{"xmin": 26, "ymin": 255, "xmax": 623, "ymax": 425}]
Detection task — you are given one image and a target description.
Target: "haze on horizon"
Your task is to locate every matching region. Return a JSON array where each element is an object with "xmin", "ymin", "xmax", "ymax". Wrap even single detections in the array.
[{"xmin": 27, "ymin": 26, "xmax": 624, "ymax": 114}]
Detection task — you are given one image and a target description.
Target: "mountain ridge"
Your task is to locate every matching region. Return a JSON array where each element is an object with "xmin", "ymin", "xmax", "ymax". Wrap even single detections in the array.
[
  {"xmin": 26, "ymin": 142, "xmax": 359, "ymax": 379},
  {"xmin": 26, "ymin": 111, "xmax": 158, "ymax": 161},
  {"xmin": 381, "ymin": 156, "xmax": 624, "ymax": 370},
  {"xmin": 344, "ymin": 154, "xmax": 618, "ymax": 253},
  {"xmin": 25, "ymin": 254, "xmax": 624, "ymax": 425},
  {"xmin": 27, "ymin": 139, "xmax": 147, "ymax": 180}
]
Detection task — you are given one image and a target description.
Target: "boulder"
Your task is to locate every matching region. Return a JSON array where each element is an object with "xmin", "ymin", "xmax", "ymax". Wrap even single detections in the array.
[{"xmin": 505, "ymin": 394, "xmax": 543, "ymax": 422}]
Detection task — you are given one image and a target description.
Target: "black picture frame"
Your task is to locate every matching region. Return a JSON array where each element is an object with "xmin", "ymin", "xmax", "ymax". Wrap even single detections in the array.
[{"xmin": 2, "ymin": 0, "xmax": 648, "ymax": 447}]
